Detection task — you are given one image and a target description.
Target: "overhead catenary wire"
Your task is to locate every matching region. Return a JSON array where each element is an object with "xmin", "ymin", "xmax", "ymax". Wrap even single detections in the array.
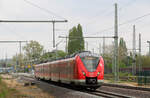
[
  {"xmin": 86, "ymin": 0, "xmax": 138, "ymax": 26},
  {"xmin": 0, "ymin": 24, "xmax": 26, "ymax": 40},
  {"xmin": 90, "ymin": 12, "xmax": 150, "ymax": 36},
  {"xmin": 85, "ymin": 0, "xmax": 138, "ymax": 35},
  {"xmin": 85, "ymin": 7, "xmax": 114, "ymax": 25},
  {"xmin": 119, "ymin": 0, "xmax": 138, "ymax": 11},
  {"xmin": 23, "ymin": 0, "xmax": 67, "ymax": 20}
]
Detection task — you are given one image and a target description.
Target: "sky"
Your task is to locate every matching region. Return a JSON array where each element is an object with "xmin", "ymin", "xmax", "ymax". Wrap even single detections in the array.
[{"xmin": 0, "ymin": 0, "xmax": 150, "ymax": 59}]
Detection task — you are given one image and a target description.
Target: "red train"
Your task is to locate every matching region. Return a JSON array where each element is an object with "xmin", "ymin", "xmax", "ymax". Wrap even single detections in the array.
[{"xmin": 35, "ymin": 51, "xmax": 104, "ymax": 90}]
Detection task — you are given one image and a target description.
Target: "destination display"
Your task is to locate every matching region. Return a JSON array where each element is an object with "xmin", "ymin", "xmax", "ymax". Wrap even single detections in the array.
[{"xmin": 79, "ymin": 51, "xmax": 100, "ymax": 57}]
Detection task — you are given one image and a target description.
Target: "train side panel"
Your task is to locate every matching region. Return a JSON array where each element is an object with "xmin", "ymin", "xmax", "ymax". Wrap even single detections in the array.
[
  {"xmin": 34, "ymin": 52, "xmax": 104, "ymax": 89},
  {"xmin": 59, "ymin": 58, "xmax": 76, "ymax": 84}
]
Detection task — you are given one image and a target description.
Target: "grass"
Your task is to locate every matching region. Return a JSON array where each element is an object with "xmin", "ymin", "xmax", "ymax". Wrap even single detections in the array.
[
  {"xmin": 104, "ymin": 72, "xmax": 137, "ymax": 83},
  {"xmin": 0, "ymin": 76, "xmax": 19, "ymax": 98}
]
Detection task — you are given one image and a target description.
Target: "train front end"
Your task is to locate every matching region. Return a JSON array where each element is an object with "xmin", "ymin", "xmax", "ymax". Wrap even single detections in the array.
[{"xmin": 75, "ymin": 51, "xmax": 104, "ymax": 89}]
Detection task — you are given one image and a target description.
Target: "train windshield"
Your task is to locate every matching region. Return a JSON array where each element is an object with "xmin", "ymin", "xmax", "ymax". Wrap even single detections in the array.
[{"xmin": 81, "ymin": 56, "xmax": 99, "ymax": 72}]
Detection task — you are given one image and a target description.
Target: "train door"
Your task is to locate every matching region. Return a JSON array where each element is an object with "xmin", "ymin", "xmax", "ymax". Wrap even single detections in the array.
[
  {"xmin": 51, "ymin": 63, "xmax": 54, "ymax": 81},
  {"xmin": 58, "ymin": 62, "xmax": 61, "ymax": 82},
  {"xmin": 68, "ymin": 60, "xmax": 71, "ymax": 82},
  {"xmin": 49, "ymin": 63, "xmax": 51, "ymax": 80}
]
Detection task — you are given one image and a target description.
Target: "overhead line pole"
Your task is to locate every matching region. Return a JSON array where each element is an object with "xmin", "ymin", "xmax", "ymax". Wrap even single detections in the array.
[
  {"xmin": 66, "ymin": 37, "xmax": 68, "ymax": 53},
  {"xmin": 147, "ymin": 41, "xmax": 150, "ymax": 56},
  {"xmin": 103, "ymin": 37, "xmax": 105, "ymax": 56},
  {"xmin": 0, "ymin": 40, "xmax": 27, "ymax": 54},
  {"xmin": 0, "ymin": 20, "xmax": 68, "ymax": 48},
  {"xmin": 85, "ymin": 41, "xmax": 88, "ymax": 51},
  {"xmin": 139, "ymin": 33, "xmax": 141, "ymax": 72},
  {"xmin": 0, "ymin": 41, "xmax": 27, "ymax": 72},
  {"xmin": 114, "ymin": 3, "xmax": 119, "ymax": 81},
  {"xmin": 99, "ymin": 43, "xmax": 101, "ymax": 55},
  {"xmin": 132, "ymin": 25, "xmax": 136, "ymax": 75}
]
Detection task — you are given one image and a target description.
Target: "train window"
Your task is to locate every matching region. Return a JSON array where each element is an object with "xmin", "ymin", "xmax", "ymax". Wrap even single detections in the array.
[{"xmin": 81, "ymin": 56, "xmax": 99, "ymax": 72}]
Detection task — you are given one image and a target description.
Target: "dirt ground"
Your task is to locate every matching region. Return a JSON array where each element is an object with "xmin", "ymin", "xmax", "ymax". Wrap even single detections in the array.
[{"xmin": 0, "ymin": 74, "xmax": 54, "ymax": 98}]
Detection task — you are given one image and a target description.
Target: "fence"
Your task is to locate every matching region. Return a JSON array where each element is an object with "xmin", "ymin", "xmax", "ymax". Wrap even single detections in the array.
[{"xmin": 137, "ymin": 71, "xmax": 150, "ymax": 85}]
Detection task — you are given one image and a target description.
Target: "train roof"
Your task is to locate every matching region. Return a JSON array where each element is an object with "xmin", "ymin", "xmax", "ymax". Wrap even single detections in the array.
[{"xmin": 35, "ymin": 51, "xmax": 100, "ymax": 66}]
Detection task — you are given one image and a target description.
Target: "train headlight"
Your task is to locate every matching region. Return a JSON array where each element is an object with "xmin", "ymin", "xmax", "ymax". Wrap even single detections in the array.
[
  {"xmin": 82, "ymin": 71, "xmax": 86, "ymax": 76},
  {"xmin": 97, "ymin": 72, "xmax": 100, "ymax": 76}
]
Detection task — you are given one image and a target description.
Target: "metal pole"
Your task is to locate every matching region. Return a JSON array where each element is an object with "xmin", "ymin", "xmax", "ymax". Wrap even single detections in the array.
[
  {"xmin": 19, "ymin": 41, "xmax": 22, "ymax": 55},
  {"xmin": 86, "ymin": 42, "xmax": 88, "ymax": 51},
  {"xmin": 103, "ymin": 37, "xmax": 105, "ymax": 56},
  {"xmin": 0, "ymin": 20, "xmax": 68, "ymax": 49},
  {"xmin": 66, "ymin": 36, "xmax": 68, "ymax": 53},
  {"xmin": 92, "ymin": 48, "xmax": 94, "ymax": 53},
  {"xmin": 147, "ymin": 41, "xmax": 150, "ymax": 56},
  {"xmin": 112, "ymin": 41, "xmax": 115, "ymax": 74},
  {"xmin": 139, "ymin": 33, "xmax": 141, "ymax": 72},
  {"xmin": 114, "ymin": 3, "xmax": 119, "ymax": 81},
  {"xmin": 132, "ymin": 25, "xmax": 136, "ymax": 75},
  {"xmin": 5, "ymin": 53, "xmax": 7, "ymax": 72},
  {"xmin": 56, "ymin": 44, "xmax": 58, "ymax": 59},
  {"xmin": 19, "ymin": 41, "xmax": 22, "ymax": 68},
  {"xmin": 53, "ymin": 22, "xmax": 55, "ymax": 48},
  {"xmin": 99, "ymin": 43, "xmax": 101, "ymax": 55}
]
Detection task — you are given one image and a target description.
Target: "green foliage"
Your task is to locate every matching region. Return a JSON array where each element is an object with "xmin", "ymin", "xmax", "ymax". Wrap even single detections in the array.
[
  {"xmin": 119, "ymin": 62, "xmax": 127, "ymax": 68},
  {"xmin": 118, "ymin": 72, "xmax": 133, "ymax": 77},
  {"xmin": 23, "ymin": 40, "xmax": 44, "ymax": 61},
  {"xmin": 68, "ymin": 24, "xmax": 84, "ymax": 54},
  {"xmin": 12, "ymin": 54, "xmax": 24, "ymax": 66},
  {"xmin": 103, "ymin": 53, "xmax": 113, "ymax": 69},
  {"xmin": 126, "ymin": 56, "xmax": 132, "ymax": 66},
  {"xmin": 119, "ymin": 37, "xmax": 128, "ymax": 68},
  {"xmin": 103, "ymin": 44, "xmax": 114, "ymax": 71},
  {"xmin": 40, "ymin": 50, "xmax": 67, "ymax": 62},
  {"xmin": 136, "ymin": 55, "xmax": 150, "ymax": 67},
  {"xmin": 103, "ymin": 38, "xmax": 129, "ymax": 72},
  {"xmin": 56, "ymin": 50, "xmax": 67, "ymax": 58},
  {"xmin": 0, "ymin": 77, "xmax": 18, "ymax": 98}
]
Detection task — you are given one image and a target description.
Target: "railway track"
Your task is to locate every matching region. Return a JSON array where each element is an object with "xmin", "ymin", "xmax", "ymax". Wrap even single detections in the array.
[
  {"xmin": 19, "ymin": 76, "xmax": 133, "ymax": 98},
  {"xmin": 90, "ymin": 90, "xmax": 132, "ymax": 98},
  {"xmin": 18, "ymin": 75, "xmax": 150, "ymax": 98},
  {"xmin": 103, "ymin": 83, "xmax": 150, "ymax": 92}
]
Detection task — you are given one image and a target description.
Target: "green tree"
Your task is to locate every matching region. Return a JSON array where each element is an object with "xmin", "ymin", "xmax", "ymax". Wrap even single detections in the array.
[
  {"xmin": 103, "ymin": 44, "xmax": 114, "ymax": 73},
  {"xmin": 12, "ymin": 54, "xmax": 24, "ymax": 66},
  {"xmin": 119, "ymin": 38, "xmax": 128, "ymax": 68},
  {"xmin": 136, "ymin": 55, "xmax": 150, "ymax": 67},
  {"xmin": 23, "ymin": 40, "xmax": 44, "ymax": 63},
  {"xmin": 40, "ymin": 50, "xmax": 67, "ymax": 62},
  {"xmin": 68, "ymin": 24, "xmax": 84, "ymax": 54}
]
